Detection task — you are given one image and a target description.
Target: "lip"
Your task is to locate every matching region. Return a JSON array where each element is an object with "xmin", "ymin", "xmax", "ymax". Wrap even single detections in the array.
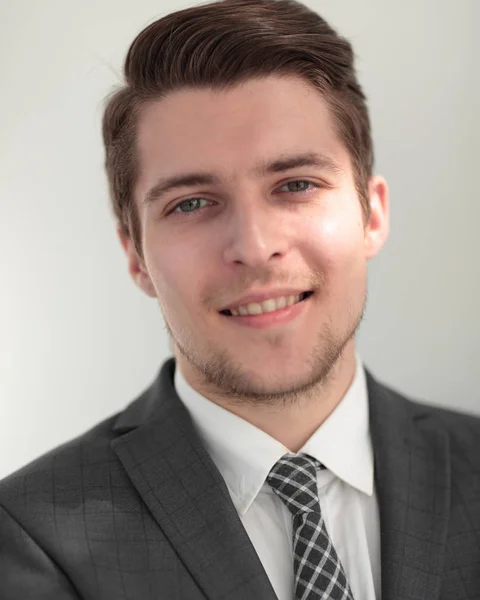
[
  {"xmin": 220, "ymin": 292, "xmax": 312, "ymax": 329},
  {"xmin": 219, "ymin": 288, "xmax": 310, "ymax": 311}
]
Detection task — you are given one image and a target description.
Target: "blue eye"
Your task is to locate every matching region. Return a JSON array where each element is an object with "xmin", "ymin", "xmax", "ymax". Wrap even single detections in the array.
[
  {"xmin": 172, "ymin": 198, "xmax": 210, "ymax": 214},
  {"xmin": 169, "ymin": 180, "xmax": 318, "ymax": 217},
  {"xmin": 278, "ymin": 180, "xmax": 318, "ymax": 193}
]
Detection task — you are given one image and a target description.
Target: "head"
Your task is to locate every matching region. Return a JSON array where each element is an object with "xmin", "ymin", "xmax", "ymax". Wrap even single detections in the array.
[{"xmin": 102, "ymin": 0, "xmax": 389, "ymax": 404}]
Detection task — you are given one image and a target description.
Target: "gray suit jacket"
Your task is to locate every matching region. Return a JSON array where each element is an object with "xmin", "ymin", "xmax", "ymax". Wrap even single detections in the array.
[{"xmin": 1, "ymin": 358, "xmax": 479, "ymax": 600}]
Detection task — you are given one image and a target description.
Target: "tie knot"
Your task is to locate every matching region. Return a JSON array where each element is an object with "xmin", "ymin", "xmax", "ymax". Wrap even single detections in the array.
[{"xmin": 266, "ymin": 453, "xmax": 325, "ymax": 517}]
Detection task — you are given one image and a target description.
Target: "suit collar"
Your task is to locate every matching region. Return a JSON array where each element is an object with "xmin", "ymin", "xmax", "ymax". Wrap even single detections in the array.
[
  {"xmin": 112, "ymin": 358, "xmax": 450, "ymax": 600},
  {"xmin": 173, "ymin": 353, "xmax": 373, "ymax": 519},
  {"xmin": 111, "ymin": 358, "xmax": 278, "ymax": 600},
  {"xmin": 366, "ymin": 369, "xmax": 450, "ymax": 600}
]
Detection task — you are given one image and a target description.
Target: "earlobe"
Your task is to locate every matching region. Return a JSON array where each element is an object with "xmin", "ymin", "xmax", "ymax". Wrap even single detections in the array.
[
  {"xmin": 364, "ymin": 175, "xmax": 390, "ymax": 259},
  {"xmin": 116, "ymin": 224, "xmax": 157, "ymax": 298},
  {"xmin": 131, "ymin": 259, "xmax": 157, "ymax": 299}
]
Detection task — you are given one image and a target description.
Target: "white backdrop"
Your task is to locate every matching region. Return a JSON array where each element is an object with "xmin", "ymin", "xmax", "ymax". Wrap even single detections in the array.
[{"xmin": 1, "ymin": 0, "xmax": 479, "ymax": 479}]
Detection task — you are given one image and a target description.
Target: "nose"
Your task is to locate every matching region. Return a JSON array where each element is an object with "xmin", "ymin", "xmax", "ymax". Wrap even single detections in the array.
[{"xmin": 222, "ymin": 197, "xmax": 291, "ymax": 267}]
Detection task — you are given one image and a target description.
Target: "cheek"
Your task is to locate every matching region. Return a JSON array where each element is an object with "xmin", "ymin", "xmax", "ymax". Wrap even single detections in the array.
[
  {"xmin": 143, "ymin": 238, "xmax": 196, "ymax": 308},
  {"xmin": 305, "ymin": 207, "xmax": 365, "ymax": 272},
  {"xmin": 144, "ymin": 214, "xmax": 223, "ymax": 297}
]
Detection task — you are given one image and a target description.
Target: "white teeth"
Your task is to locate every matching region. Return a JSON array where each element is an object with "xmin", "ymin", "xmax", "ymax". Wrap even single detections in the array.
[
  {"xmin": 246, "ymin": 302, "xmax": 263, "ymax": 315},
  {"xmin": 286, "ymin": 295, "xmax": 296, "ymax": 306},
  {"xmin": 261, "ymin": 299, "xmax": 277, "ymax": 313},
  {"xmin": 228, "ymin": 293, "xmax": 305, "ymax": 316}
]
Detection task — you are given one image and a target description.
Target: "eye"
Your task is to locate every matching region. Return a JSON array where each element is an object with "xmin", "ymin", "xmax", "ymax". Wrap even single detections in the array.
[
  {"xmin": 171, "ymin": 197, "xmax": 211, "ymax": 215},
  {"xmin": 277, "ymin": 180, "xmax": 319, "ymax": 193},
  {"xmin": 168, "ymin": 179, "xmax": 320, "ymax": 217}
]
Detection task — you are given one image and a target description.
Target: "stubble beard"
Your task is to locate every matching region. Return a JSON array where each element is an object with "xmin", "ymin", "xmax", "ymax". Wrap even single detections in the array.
[{"xmin": 163, "ymin": 295, "xmax": 366, "ymax": 409}]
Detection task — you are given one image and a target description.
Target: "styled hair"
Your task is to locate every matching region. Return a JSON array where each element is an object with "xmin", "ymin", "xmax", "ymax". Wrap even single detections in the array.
[{"xmin": 102, "ymin": 0, "xmax": 374, "ymax": 261}]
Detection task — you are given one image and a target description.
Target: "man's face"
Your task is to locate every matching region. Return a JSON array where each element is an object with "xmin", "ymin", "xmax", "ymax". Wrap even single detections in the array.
[{"xmin": 126, "ymin": 75, "xmax": 388, "ymax": 399}]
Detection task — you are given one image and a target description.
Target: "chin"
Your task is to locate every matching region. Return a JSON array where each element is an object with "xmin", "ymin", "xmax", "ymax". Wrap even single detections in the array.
[{"xmin": 237, "ymin": 356, "xmax": 314, "ymax": 387}]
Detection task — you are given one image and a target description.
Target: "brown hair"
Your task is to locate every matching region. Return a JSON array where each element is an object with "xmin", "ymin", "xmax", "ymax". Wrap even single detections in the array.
[{"xmin": 102, "ymin": 0, "xmax": 374, "ymax": 261}]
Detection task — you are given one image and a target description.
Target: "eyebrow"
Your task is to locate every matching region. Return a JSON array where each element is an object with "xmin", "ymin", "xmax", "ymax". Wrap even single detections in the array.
[{"xmin": 142, "ymin": 152, "xmax": 344, "ymax": 206}]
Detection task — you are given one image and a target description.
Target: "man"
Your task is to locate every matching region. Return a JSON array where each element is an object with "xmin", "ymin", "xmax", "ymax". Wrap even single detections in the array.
[{"xmin": 1, "ymin": 0, "xmax": 479, "ymax": 598}]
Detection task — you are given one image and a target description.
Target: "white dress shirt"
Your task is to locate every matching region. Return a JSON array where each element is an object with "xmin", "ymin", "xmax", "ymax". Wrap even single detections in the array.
[{"xmin": 174, "ymin": 355, "xmax": 381, "ymax": 600}]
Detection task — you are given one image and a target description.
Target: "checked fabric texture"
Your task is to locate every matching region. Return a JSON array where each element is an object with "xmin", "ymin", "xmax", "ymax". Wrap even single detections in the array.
[{"xmin": 267, "ymin": 453, "xmax": 355, "ymax": 600}]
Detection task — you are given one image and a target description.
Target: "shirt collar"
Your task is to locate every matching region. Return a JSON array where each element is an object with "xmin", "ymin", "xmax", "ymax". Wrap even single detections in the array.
[{"xmin": 174, "ymin": 354, "xmax": 373, "ymax": 516}]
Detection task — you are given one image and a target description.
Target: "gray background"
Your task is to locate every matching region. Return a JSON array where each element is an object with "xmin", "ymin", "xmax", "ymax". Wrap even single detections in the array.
[{"xmin": 1, "ymin": 0, "xmax": 478, "ymax": 479}]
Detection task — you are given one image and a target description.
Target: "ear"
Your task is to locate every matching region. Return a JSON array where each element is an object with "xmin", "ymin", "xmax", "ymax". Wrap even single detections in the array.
[
  {"xmin": 116, "ymin": 225, "xmax": 157, "ymax": 298},
  {"xmin": 364, "ymin": 175, "xmax": 390, "ymax": 259}
]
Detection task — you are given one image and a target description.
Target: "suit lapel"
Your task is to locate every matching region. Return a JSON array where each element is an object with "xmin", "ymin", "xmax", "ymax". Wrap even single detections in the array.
[
  {"xmin": 111, "ymin": 359, "xmax": 277, "ymax": 600},
  {"xmin": 366, "ymin": 370, "xmax": 451, "ymax": 600},
  {"xmin": 110, "ymin": 357, "xmax": 451, "ymax": 600}
]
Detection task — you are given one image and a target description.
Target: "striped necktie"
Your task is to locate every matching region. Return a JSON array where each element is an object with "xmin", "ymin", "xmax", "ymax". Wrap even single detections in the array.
[{"xmin": 267, "ymin": 452, "xmax": 355, "ymax": 600}]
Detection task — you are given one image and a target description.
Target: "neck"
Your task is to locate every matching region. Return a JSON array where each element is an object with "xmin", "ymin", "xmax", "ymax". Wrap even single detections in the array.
[{"xmin": 176, "ymin": 340, "xmax": 357, "ymax": 452}]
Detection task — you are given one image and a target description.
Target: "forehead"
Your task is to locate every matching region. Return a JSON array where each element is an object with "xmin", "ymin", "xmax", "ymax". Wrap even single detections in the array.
[{"xmin": 135, "ymin": 75, "xmax": 351, "ymax": 188}]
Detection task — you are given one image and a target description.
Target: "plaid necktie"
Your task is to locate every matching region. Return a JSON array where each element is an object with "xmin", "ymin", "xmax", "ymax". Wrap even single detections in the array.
[{"xmin": 266, "ymin": 453, "xmax": 355, "ymax": 600}]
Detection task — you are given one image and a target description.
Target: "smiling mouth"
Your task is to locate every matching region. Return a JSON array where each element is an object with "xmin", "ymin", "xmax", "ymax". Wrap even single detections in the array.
[{"xmin": 219, "ymin": 290, "xmax": 314, "ymax": 317}]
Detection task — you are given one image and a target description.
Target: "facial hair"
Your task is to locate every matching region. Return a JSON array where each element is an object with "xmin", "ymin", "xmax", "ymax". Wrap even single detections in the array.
[{"xmin": 163, "ymin": 294, "xmax": 366, "ymax": 410}]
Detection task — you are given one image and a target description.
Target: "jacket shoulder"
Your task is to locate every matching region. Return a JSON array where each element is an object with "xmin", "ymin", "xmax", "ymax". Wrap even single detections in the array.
[
  {"xmin": 414, "ymin": 397, "xmax": 480, "ymax": 465},
  {"xmin": 372, "ymin": 372, "xmax": 480, "ymax": 464},
  {"xmin": 0, "ymin": 410, "xmax": 122, "ymax": 514}
]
